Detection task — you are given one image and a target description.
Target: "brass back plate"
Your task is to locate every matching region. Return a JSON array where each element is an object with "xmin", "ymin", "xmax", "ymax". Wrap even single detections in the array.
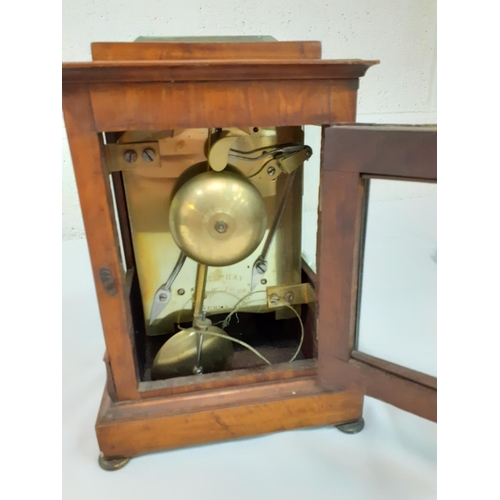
[{"xmin": 119, "ymin": 126, "xmax": 304, "ymax": 335}]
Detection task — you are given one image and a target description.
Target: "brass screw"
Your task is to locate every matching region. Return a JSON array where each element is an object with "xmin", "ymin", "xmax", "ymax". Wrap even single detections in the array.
[
  {"xmin": 142, "ymin": 148, "xmax": 156, "ymax": 162},
  {"xmin": 256, "ymin": 261, "xmax": 267, "ymax": 274},
  {"xmin": 270, "ymin": 293, "xmax": 279, "ymax": 303},
  {"xmin": 284, "ymin": 292, "xmax": 294, "ymax": 303},
  {"xmin": 124, "ymin": 150, "xmax": 138, "ymax": 163}
]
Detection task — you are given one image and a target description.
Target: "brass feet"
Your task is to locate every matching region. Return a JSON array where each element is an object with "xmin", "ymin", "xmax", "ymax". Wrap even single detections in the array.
[
  {"xmin": 98, "ymin": 453, "xmax": 131, "ymax": 471},
  {"xmin": 336, "ymin": 417, "xmax": 365, "ymax": 434}
]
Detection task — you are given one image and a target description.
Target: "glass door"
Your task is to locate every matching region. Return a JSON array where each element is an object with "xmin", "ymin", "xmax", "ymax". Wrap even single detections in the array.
[{"xmin": 317, "ymin": 125, "xmax": 437, "ymax": 421}]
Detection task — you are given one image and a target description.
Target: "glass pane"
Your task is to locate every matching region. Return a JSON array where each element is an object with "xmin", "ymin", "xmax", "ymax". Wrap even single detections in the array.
[{"xmin": 357, "ymin": 179, "xmax": 437, "ymax": 377}]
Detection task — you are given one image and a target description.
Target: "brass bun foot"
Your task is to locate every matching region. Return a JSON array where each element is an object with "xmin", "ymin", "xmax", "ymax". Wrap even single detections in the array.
[
  {"xmin": 336, "ymin": 418, "xmax": 365, "ymax": 434},
  {"xmin": 98, "ymin": 453, "xmax": 131, "ymax": 471}
]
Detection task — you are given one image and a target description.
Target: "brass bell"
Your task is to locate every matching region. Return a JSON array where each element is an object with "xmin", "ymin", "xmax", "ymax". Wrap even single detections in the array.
[{"xmin": 169, "ymin": 166, "xmax": 267, "ymax": 267}]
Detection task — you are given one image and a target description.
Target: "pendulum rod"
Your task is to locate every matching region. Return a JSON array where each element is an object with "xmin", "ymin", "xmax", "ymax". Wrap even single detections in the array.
[
  {"xmin": 192, "ymin": 263, "xmax": 209, "ymax": 374},
  {"xmin": 193, "ymin": 263, "xmax": 208, "ymax": 322}
]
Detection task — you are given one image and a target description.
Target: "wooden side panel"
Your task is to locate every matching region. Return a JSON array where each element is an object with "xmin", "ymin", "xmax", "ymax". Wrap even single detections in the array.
[
  {"xmin": 103, "ymin": 352, "xmax": 117, "ymax": 401},
  {"xmin": 91, "ymin": 41, "xmax": 322, "ymax": 61},
  {"xmin": 110, "ymin": 171, "xmax": 135, "ymax": 270},
  {"xmin": 89, "ymin": 80, "xmax": 358, "ymax": 131},
  {"xmin": 96, "ymin": 383, "xmax": 363, "ymax": 457},
  {"xmin": 322, "ymin": 125, "xmax": 437, "ymax": 180},
  {"xmin": 62, "ymin": 84, "xmax": 140, "ymax": 401}
]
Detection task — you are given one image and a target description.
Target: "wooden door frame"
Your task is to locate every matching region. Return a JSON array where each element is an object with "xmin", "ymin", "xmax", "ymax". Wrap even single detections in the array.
[{"xmin": 316, "ymin": 125, "xmax": 437, "ymax": 421}]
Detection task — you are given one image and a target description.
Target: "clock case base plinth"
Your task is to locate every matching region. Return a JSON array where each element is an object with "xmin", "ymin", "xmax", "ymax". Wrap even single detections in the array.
[{"xmin": 95, "ymin": 374, "xmax": 363, "ymax": 461}]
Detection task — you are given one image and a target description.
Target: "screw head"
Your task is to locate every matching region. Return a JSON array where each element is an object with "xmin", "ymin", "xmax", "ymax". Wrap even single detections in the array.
[
  {"xmin": 284, "ymin": 292, "xmax": 294, "ymax": 303},
  {"xmin": 214, "ymin": 221, "xmax": 228, "ymax": 233},
  {"xmin": 256, "ymin": 261, "xmax": 267, "ymax": 274},
  {"xmin": 270, "ymin": 293, "xmax": 279, "ymax": 304},
  {"xmin": 267, "ymin": 166, "xmax": 276, "ymax": 176},
  {"xmin": 177, "ymin": 288, "xmax": 185, "ymax": 296},
  {"xmin": 142, "ymin": 148, "xmax": 156, "ymax": 162},
  {"xmin": 158, "ymin": 292, "xmax": 168, "ymax": 302},
  {"xmin": 124, "ymin": 150, "xmax": 138, "ymax": 163}
]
